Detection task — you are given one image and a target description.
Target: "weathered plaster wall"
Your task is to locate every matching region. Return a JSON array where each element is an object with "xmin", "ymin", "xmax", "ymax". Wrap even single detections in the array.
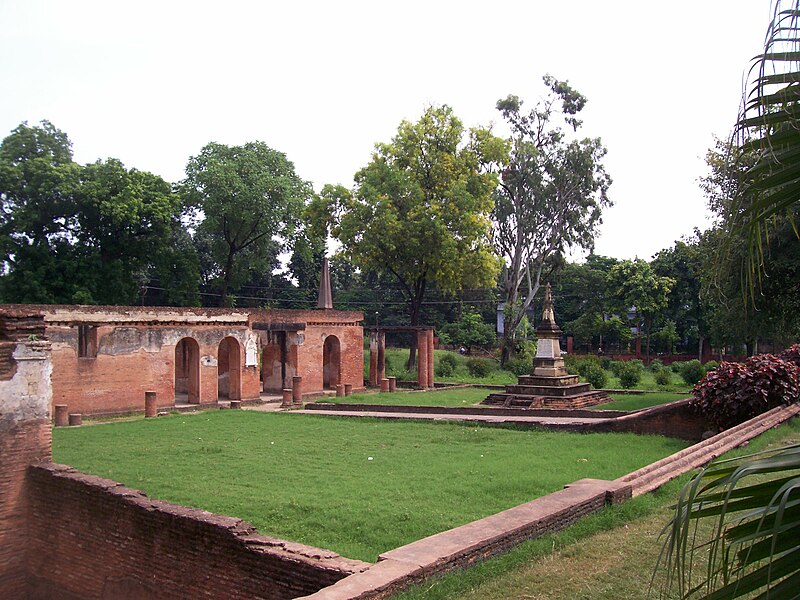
[{"xmin": 0, "ymin": 324, "xmax": 52, "ymax": 597}]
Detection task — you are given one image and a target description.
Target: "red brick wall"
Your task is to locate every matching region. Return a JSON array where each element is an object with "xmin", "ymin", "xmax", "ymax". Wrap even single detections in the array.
[
  {"xmin": 0, "ymin": 420, "xmax": 51, "ymax": 598},
  {"xmin": 25, "ymin": 464, "xmax": 368, "ymax": 600}
]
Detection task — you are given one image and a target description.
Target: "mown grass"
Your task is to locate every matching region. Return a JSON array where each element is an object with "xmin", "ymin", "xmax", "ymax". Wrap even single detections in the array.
[
  {"xmin": 53, "ymin": 411, "xmax": 687, "ymax": 563},
  {"xmin": 317, "ymin": 387, "xmax": 491, "ymax": 407},
  {"xmin": 394, "ymin": 418, "xmax": 800, "ymax": 600}
]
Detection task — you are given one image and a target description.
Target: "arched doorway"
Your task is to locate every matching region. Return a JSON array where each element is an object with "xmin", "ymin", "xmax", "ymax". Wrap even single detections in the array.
[
  {"xmin": 218, "ymin": 337, "xmax": 241, "ymax": 400},
  {"xmin": 322, "ymin": 335, "xmax": 341, "ymax": 389},
  {"xmin": 175, "ymin": 337, "xmax": 200, "ymax": 404}
]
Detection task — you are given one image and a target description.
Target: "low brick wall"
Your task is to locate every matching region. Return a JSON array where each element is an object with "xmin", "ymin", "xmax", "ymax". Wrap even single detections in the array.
[
  {"xmin": 25, "ymin": 464, "xmax": 369, "ymax": 600},
  {"xmin": 297, "ymin": 479, "xmax": 632, "ymax": 600}
]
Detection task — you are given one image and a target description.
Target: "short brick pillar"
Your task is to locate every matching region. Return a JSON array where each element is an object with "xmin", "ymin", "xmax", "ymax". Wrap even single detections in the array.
[
  {"xmin": 54, "ymin": 404, "xmax": 69, "ymax": 427},
  {"xmin": 336, "ymin": 384, "xmax": 345, "ymax": 397},
  {"xmin": 388, "ymin": 376, "xmax": 396, "ymax": 392},
  {"xmin": 344, "ymin": 383, "xmax": 353, "ymax": 396},
  {"xmin": 145, "ymin": 391, "xmax": 157, "ymax": 418},
  {"xmin": 380, "ymin": 378, "xmax": 390, "ymax": 392},
  {"xmin": 292, "ymin": 376, "xmax": 303, "ymax": 405},
  {"xmin": 281, "ymin": 389, "xmax": 293, "ymax": 407},
  {"xmin": 230, "ymin": 400, "xmax": 241, "ymax": 409},
  {"xmin": 68, "ymin": 413, "xmax": 82, "ymax": 426}
]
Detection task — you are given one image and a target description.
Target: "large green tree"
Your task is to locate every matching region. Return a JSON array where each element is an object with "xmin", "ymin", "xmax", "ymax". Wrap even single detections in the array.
[
  {"xmin": 318, "ymin": 105, "xmax": 506, "ymax": 367},
  {"xmin": 607, "ymin": 258, "xmax": 674, "ymax": 361},
  {"xmin": 493, "ymin": 76, "xmax": 612, "ymax": 365},
  {"xmin": 0, "ymin": 121, "xmax": 188, "ymax": 305},
  {"xmin": 182, "ymin": 142, "xmax": 311, "ymax": 306}
]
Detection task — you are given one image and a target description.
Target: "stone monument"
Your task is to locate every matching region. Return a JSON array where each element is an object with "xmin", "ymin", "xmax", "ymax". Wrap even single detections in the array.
[{"xmin": 484, "ymin": 283, "xmax": 611, "ymax": 408}]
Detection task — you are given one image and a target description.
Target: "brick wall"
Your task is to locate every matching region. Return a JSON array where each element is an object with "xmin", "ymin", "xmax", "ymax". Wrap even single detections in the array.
[
  {"xmin": 0, "ymin": 315, "xmax": 52, "ymax": 599},
  {"xmin": 25, "ymin": 464, "xmax": 368, "ymax": 600}
]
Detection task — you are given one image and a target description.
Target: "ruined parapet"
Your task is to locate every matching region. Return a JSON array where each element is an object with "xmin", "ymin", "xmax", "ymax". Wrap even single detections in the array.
[{"xmin": 0, "ymin": 310, "xmax": 52, "ymax": 596}]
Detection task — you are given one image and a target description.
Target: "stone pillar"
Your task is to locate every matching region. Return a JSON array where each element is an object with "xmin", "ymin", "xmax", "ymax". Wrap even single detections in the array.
[
  {"xmin": 388, "ymin": 376, "xmax": 396, "ymax": 392},
  {"xmin": 377, "ymin": 331, "xmax": 386, "ymax": 383},
  {"xmin": 54, "ymin": 404, "xmax": 69, "ymax": 427},
  {"xmin": 427, "ymin": 330, "xmax": 435, "ymax": 388},
  {"xmin": 292, "ymin": 376, "xmax": 303, "ymax": 405},
  {"xmin": 417, "ymin": 330, "xmax": 428, "ymax": 388},
  {"xmin": 369, "ymin": 331, "xmax": 379, "ymax": 387},
  {"xmin": 68, "ymin": 413, "xmax": 82, "ymax": 426},
  {"xmin": 344, "ymin": 383, "xmax": 353, "ymax": 396},
  {"xmin": 336, "ymin": 384, "xmax": 345, "ymax": 397},
  {"xmin": 0, "ymin": 321, "xmax": 52, "ymax": 597},
  {"xmin": 145, "ymin": 391, "xmax": 157, "ymax": 418},
  {"xmin": 281, "ymin": 388, "xmax": 293, "ymax": 407},
  {"xmin": 380, "ymin": 378, "xmax": 389, "ymax": 392}
]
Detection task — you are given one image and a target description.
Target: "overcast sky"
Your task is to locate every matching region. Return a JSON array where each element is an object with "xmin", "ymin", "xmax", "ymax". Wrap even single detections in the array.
[{"xmin": 0, "ymin": 1, "xmax": 771, "ymax": 261}]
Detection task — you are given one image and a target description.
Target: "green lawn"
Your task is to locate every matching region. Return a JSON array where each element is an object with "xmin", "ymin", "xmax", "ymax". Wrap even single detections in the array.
[
  {"xmin": 53, "ymin": 411, "xmax": 687, "ymax": 563},
  {"xmin": 318, "ymin": 387, "xmax": 491, "ymax": 407}
]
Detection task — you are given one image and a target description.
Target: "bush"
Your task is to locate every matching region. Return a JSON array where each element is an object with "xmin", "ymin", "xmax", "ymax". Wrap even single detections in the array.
[
  {"xmin": 649, "ymin": 358, "xmax": 664, "ymax": 372},
  {"xmin": 565, "ymin": 354, "xmax": 579, "ymax": 375},
  {"xmin": 609, "ymin": 360, "xmax": 625, "ymax": 377},
  {"xmin": 679, "ymin": 359, "xmax": 706, "ymax": 385},
  {"xmin": 583, "ymin": 361, "xmax": 607, "ymax": 389},
  {"xmin": 505, "ymin": 356, "xmax": 531, "ymax": 376},
  {"xmin": 691, "ymin": 354, "xmax": 800, "ymax": 429},
  {"xmin": 703, "ymin": 360, "xmax": 719, "ymax": 372},
  {"xmin": 466, "ymin": 357, "xmax": 493, "ymax": 378},
  {"xmin": 654, "ymin": 369, "xmax": 672, "ymax": 387},
  {"xmin": 780, "ymin": 343, "xmax": 800, "ymax": 367},
  {"xmin": 617, "ymin": 361, "xmax": 642, "ymax": 389},
  {"xmin": 599, "ymin": 356, "xmax": 612, "ymax": 371},
  {"xmin": 436, "ymin": 353, "xmax": 458, "ymax": 378},
  {"xmin": 671, "ymin": 361, "xmax": 685, "ymax": 373}
]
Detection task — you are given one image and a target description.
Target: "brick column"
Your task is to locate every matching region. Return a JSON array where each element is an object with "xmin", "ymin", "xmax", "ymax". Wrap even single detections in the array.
[
  {"xmin": 388, "ymin": 376, "xmax": 396, "ymax": 392},
  {"xmin": 417, "ymin": 330, "xmax": 428, "ymax": 388},
  {"xmin": 377, "ymin": 331, "xmax": 386, "ymax": 383},
  {"xmin": 292, "ymin": 376, "xmax": 303, "ymax": 405},
  {"xmin": 380, "ymin": 378, "xmax": 389, "ymax": 392},
  {"xmin": 54, "ymin": 404, "xmax": 69, "ymax": 427},
  {"xmin": 369, "ymin": 331, "xmax": 379, "ymax": 387},
  {"xmin": 145, "ymin": 391, "xmax": 157, "ymax": 418},
  {"xmin": 344, "ymin": 383, "xmax": 353, "ymax": 396},
  {"xmin": 427, "ymin": 329, "xmax": 435, "ymax": 388},
  {"xmin": 336, "ymin": 384, "xmax": 345, "ymax": 397},
  {"xmin": 281, "ymin": 388, "xmax": 293, "ymax": 407}
]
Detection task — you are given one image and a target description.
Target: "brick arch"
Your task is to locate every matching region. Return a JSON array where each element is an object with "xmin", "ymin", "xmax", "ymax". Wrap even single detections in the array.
[
  {"xmin": 175, "ymin": 337, "xmax": 200, "ymax": 404},
  {"xmin": 217, "ymin": 336, "xmax": 241, "ymax": 400},
  {"xmin": 322, "ymin": 335, "xmax": 341, "ymax": 390}
]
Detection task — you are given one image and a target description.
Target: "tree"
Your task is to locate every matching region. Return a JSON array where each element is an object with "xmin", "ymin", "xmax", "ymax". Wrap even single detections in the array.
[
  {"xmin": 607, "ymin": 259, "xmax": 674, "ymax": 361},
  {"xmin": 182, "ymin": 141, "xmax": 311, "ymax": 306},
  {"xmin": 440, "ymin": 310, "xmax": 496, "ymax": 354},
  {"xmin": 0, "ymin": 121, "xmax": 187, "ymax": 305},
  {"xmin": 493, "ymin": 76, "xmax": 612, "ymax": 365},
  {"xmin": 319, "ymin": 106, "xmax": 506, "ymax": 367}
]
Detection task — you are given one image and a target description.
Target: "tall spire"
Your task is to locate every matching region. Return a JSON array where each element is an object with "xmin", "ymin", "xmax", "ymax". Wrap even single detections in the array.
[
  {"xmin": 317, "ymin": 257, "xmax": 333, "ymax": 309},
  {"xmin": 537, "ymin": 283, "xmax": 560, "ymax": 333}
]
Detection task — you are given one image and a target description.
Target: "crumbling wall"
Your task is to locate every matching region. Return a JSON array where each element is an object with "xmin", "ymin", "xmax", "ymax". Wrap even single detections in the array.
[{"xmin": 25, "ymin": 464, "xmax": 368, "ymax": 600}]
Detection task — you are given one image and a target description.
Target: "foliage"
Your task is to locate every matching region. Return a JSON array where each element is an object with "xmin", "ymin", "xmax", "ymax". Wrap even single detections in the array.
[
  {"xmin": 617, "ymin": 361, "xmax": 643, "ymax": 389},
  {"xmin": 0, "ymin": 121, "xmax": 189, "ymax": 305},
  {"xmin": 780, "ymin": 343, "xmax": 800, "ymax": 367},
  {"xmin": 657, "ymin": 442, "xmax": 800, "ymax": 599},
  {"xmin": 671, "ymin": 361, "xmax": 684, "ymax": 374},
  {"xmin": 654, "ymin": 369, "xmax": 673, "ymax": 387},
  {"xmin": 607, "ymin": 259, "xmax": 675, "ymax": 360},
  {"xmin": 505, "ymin": 356, "xmax": 531, "ymax": 376},
  {"xmin": 678, "ymin": 359, "xmax": 707, "ymax": 386},
  {"xmin": 703, "ymin": 360, "xmax": 719, "ymax": 372},
  {"xmin": 319, "ymin": 106, "xmax": 505, "ymax": 367},
  {"xmin": 181, "ymin": 141, "xmax": 310, "ymax": 306},
  {"xmin": 653, "ymin": 320, "xmax": 680, "ymax": 355},
  {"xmin": 690, "ymin": 354, "xmax": 800, "ymax": 430},
  {"xmin": 493, "ymin": 76, "xmax": 611, "ymax": 364},
  {"xmin": 440, "ymin": 311, "xmax": 497, "ymax": 354},
  {"xmin": 649, "ymin": 359, "xmax": 664, "ymax": 372},
  {"xmin": 583, "ymin": 361, "xmax": 607, "ymax": 389},
  {"xmin": 466, "ymin": 357, "xmax": 494, "ymax": 378},
  {"xmin": 436, "ymin": 352, "xmax": 459, "ymax": 378}
]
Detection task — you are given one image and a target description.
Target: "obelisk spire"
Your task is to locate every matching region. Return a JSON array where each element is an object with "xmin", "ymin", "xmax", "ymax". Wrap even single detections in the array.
[{"xmin": 317, "ymin": 257, "xmax": 333, "ymax": 309}]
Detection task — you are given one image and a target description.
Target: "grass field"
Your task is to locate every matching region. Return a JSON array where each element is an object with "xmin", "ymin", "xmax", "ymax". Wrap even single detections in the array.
[
  {"xmin": 53, "ymin": 411, "xmax": 688, "ymax": 563},
  {"xmin": 594, "ymin": 392, "xmax": 691, "ymax": 412},
  {"xmin": 318, "ymin": 387, "xmax": 491, "ymax": 407},
  {"xmin": 394, "ymin": 418, "xmax": 800, "ymax": 600}
]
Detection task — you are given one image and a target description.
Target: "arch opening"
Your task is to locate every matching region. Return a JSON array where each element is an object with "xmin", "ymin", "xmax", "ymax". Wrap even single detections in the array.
[
  {"xmin": 323, "ymin": 335, "xmax": 341, "ymax": 390},
  {"xmin": 175, "ymin": 337, "xmax": 200, "ymax": 404},
  {"xmin": 218, "ymin": 337, "xmax": 242, "ymax": 400}
]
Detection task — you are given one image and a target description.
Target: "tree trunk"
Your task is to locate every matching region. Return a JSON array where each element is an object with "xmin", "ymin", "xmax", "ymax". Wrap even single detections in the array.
[{"xmin": 219, "ymin": 247, "xmax": 236, "ymax": 307}]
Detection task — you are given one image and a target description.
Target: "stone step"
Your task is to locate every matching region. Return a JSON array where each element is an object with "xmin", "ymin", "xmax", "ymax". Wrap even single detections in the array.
[{"xmin": 505, "ymin": 384, "xmax": 592, "ymax": 397}]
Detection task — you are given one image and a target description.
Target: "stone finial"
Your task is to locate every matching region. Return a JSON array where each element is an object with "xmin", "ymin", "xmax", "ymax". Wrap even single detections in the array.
[
  {"xmin": 537, "ymin": 283, "xmax": 560, "ymax": 333},
  {"xmin": 317, "ymin": 257, "xmax": 333, "ymax": 310}
]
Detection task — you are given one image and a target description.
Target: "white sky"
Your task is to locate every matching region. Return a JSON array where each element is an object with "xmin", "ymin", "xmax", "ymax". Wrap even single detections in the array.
[{"xmin": 0, "ymin": 0, "xmax": 771, "ymax": 261}]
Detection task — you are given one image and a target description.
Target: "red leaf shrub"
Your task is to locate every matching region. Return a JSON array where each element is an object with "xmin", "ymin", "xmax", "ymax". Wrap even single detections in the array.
[
  {"xmin": 690, "ymin": 353, "xmax": 800, "ymax": 430},
  {"xmin": 780, "ymin": 344, "xmax": 800, "ymax": 367}
]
